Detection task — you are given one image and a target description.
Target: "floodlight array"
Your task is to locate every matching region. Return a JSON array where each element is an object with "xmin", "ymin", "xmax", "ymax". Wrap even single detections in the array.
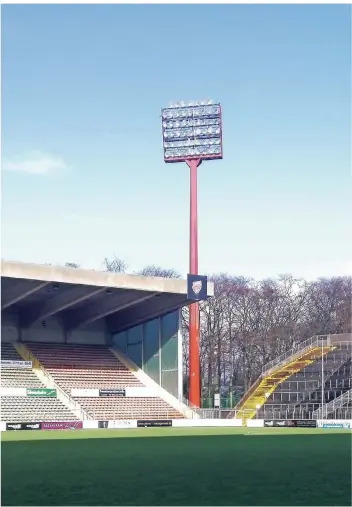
[{"xmin": 162, "ymin": 101, "xmax": 222, "ymax": 162}]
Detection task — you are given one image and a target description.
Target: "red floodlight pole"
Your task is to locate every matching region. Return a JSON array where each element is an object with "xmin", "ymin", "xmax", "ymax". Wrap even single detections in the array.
[{"xmin": 187, "ymin": 158, "xmax": 201, "ymax": 408}]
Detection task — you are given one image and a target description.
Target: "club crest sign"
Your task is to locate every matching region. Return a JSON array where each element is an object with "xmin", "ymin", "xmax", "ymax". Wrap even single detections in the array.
[
  {"xmin": 187, "ymin": 274, "xmax": 208, "ymax": 301},
  {"xmin": 192, "ymin": 280, "xmax": 202, "ymax": 295}
]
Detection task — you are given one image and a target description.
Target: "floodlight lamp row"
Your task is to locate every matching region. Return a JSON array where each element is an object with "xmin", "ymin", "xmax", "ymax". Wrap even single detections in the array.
[
  {"xmin": 164, "ymin": 138, "xmax": 221, "ymax": 149},
  {"xmin": 162, "ymin": 105, "xmax": 220, "ymax": 119},
  {"xmin": 164, "ymin": 126, "xmax": 221, "ymax": 139},
  {"xmin": 163, "ymin": 118, "xmax": 221, "ymax": 129},
  {"xmin": 164, "ymin": 145, "xmax": 222, "ymax": 158},
  {"xmin": 169, "ymin": 99, "xmax": 213, "ymax": 108}
]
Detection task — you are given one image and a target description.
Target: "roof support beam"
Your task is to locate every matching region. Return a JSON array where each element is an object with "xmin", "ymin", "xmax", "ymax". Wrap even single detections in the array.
[
  {"xmin": 65, "ymin": 292, "xmax": 158, "ymax": 330},
  {"xmin": 1, "ymin": 281, "xmax": 50, "ymax": 310},
  {"xmin": 20, "ymin": 286, "xmax": 107, "ymax": 327}
]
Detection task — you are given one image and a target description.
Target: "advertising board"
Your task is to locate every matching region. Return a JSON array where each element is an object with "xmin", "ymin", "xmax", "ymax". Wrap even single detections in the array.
[
  {"xmin": 1, "ymin": 360, "xmax": 32, "ymax": 369},
  {"xmin": 108, "ymin": 420, "xmax": 137, "ymax": 429},
  {"xmin": 246, "ymin": 419, "xmax": 264, "ymax": 428},
  {"xmin": 6, "ymin": 422, "xmax": 41, "ymax": 430},
  {"xmin": 26, "ymin": 388, "xmax": 56, "ymax": 397},
  {"xmin": 171, "ymin": 419, "xmax": 243, "ymax": 428},
  {"xmin": 41, "ymin": 421, "xmax": 83, "ymax": 430},
  {"xmin": 0, "ymin": 388, "xmax": 26, "ymax": 397},
  {"xmin": 137, "ymin": 420, "xmax": 172, "ymax": 428},
  {"xmin": 99, "ymin": 389, "xmax": 126, "ymax": 397},
  {"xmin": 71, "ymin": 388, "xmax": 99, "ymax": 397},
  {"xmin": 316, "ymin": 420, "xmax": 351, "ymax": 429}
]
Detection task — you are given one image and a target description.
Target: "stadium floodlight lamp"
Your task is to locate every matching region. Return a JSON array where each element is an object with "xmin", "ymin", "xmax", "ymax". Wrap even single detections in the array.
[{"xmin": 161, "ymin": 100, "xmax": 223, "ymax": 163}]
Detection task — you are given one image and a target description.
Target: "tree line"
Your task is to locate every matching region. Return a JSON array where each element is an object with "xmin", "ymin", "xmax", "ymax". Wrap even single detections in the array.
[{"xmin": 64, "ymin": 256, "xmax": 351, "ymax": 404}]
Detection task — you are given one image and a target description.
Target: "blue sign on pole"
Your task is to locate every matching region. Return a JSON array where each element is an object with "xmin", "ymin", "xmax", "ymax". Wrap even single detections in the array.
[{"xmin": 187, "ymin": 274, "xmax": 208, "ymax": 301}]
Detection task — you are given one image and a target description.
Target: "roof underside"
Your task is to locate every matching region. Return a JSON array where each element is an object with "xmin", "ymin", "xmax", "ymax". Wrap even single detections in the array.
[{"xmin": 1, "ymin": 261, "xmax": 214, "ymax": 333}]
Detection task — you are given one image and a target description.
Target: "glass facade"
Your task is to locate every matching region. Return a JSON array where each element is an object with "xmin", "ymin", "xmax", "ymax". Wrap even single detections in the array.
[{"xmin": 111, "ymin": 310, "xmax": 180, "ymax": 398}]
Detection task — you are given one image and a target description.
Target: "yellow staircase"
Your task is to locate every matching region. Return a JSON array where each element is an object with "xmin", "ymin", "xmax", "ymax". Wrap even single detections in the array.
[{"xmin": 235, "ymin": 346, "xmax": 334, "ymax": 422}]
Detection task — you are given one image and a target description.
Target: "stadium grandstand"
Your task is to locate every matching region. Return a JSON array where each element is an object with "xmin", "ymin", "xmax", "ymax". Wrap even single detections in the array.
[
  {"xmin": 1, "ymin": 260, "xmax": 351, "ymax": 427},
  {"xmin": 1, "ymin": 260, "xmax": 214, "ymax": 424},
  {"xmin": 232, "ymin": 333, "xmax": 352, "ymax": 423}
]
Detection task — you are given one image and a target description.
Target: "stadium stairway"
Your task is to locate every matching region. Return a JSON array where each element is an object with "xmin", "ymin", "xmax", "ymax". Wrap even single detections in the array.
[
  {"xmin": 110, "ymin": 347, "xmax": 199, "ymax": 419},
  {"xmin": 13, "ymin": 343, "xmax": 91, "ymax": 421},
  {"xmin": 231, "ymin": 336, "xmax": 335, "ymax": 423}
]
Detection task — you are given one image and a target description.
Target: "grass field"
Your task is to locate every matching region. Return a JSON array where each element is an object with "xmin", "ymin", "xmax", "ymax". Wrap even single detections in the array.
[{"xmin": 2, "ymin": 427, "xmax": 351, "ymax": 506}]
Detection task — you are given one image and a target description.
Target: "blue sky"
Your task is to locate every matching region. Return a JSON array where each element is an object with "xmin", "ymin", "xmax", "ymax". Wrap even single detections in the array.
[{"xmin": 2, "ymin": 4, "xmax": 351, "ymax": 280}]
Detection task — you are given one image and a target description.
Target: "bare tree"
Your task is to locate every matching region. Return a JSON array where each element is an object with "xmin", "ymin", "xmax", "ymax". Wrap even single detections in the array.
[
  {"xmin": 181, "ymin": 273, "xmax": 351, "ymax": 407},
  {"xmin": 65, "ymin": 262, "xmax": 80, "ymax": 268},
  {"xmin": 103, "ymin": 256, "xmax": 127, "ymax": 273},
  {"xmin": 137, "ymin": 265, "xmax": 181, "ymax": 278},
  {"xmin": 303, "ymin": 277, "xmax": 352, "ymax": 336}
]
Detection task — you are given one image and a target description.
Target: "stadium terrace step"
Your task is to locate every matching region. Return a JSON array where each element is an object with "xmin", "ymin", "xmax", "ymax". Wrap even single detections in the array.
[
  {"xmin": 234, "ymin": 346, "xmax": 333, "ymax": 421},
  {"xmin": 312, "ymin": 388, "xmax": 352, "ymax": 419}
]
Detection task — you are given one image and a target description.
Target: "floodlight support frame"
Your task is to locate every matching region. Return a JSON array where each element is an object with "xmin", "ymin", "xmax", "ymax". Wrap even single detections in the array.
[{"xmin": 187, "ymin": 158, "xmax": 202, "ymax": 408}]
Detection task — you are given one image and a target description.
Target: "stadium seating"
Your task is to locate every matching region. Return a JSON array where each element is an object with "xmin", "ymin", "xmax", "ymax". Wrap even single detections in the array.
[
  {"xmin": 25, "ymin": 343, "xmax": 184, "ymax": 420},
  {"xmin": 1, "ymin": 343, "xmax": 78, "ymax": 422},
  {"xmin": 1, "ymin": 396, "xmax": 77, "ymax": 423},
  {"xmin": 258, "ymin": 340, "xmax": 352, "ymax": 420},
  {"xmin": 73, "ymin": 397, "xmax": 183, "ymax": 420},
  {"xmin": 27, "ymin": 343, "xmax": 144, "ymax": 388}
]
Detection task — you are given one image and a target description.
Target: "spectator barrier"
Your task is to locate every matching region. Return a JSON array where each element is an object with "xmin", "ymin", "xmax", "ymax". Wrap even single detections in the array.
[
  {"xmin": 1, "ymin": 388, "xmax": 57, "ymax": 397},
  {"xmin": 316, "ymin": 419, "xmax": 351, "ymax": 429},
  {"xmin": 2, "ymin": 419, "xmax": 351, "ymax": 431}
]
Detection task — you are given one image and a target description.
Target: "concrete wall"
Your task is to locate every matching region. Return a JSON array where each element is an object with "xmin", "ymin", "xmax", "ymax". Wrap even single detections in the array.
[
  {"xmin": 68, "ymin": 321, "xmax": 107, "ymax": 345},
  {"xmin": 1, "ymin": 312, "xmax": 20, "ymax": 342},
  {"xmin": 111, "ymin": 310, "xmax": 181, "ymax": 399}
]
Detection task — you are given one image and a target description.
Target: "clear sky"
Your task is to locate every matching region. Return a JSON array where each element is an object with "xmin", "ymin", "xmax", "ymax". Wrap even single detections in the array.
[{"xmin": 2, "ymin": 4, "xmax": 351, "ymax": 280}]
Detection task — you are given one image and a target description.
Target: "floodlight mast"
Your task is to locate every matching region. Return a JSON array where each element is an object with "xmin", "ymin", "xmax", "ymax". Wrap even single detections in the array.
[
  {"xmin": 187, "ymin": 157, "xmax": 201, "ymax": 408},
  {"xmin": 161, "ymin": 100, "xmax": 223, "ymax": 408}
]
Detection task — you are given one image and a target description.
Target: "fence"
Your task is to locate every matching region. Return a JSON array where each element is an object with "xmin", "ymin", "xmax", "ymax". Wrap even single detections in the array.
[
  {"xmin": 313, "ymin": 389, "xmax": 352, "ymax": 419},
  {"xmin": 258, "ymin": 404, "xmax": 352, "ymax": 420},
  {"xmin": 262, "ymin": 335, "xmax": 329, "ymax": 375}
]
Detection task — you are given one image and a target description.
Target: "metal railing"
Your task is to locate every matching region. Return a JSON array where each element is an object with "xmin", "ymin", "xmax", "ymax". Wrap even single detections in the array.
[
  {"xmin": 89, "ymin": 409, "xmax": 182, "ymax": 421},
  {"xmin": 312, "ymin": 389, "xmax": 352, "ymax": 419},
  {"xmin": 88, "ymin": 408, "xmax": 235, "ymax": 420},
  {"xmin": 259, "ymin": 403, "xmax": 352, "ymax": 420},
  {"xmin": 179, "ymin": 396, "xmax": 238, "ymax": 419},
  {"xmin": 262, "ymin": 335, "xmax": 329, "ymax": 375}
]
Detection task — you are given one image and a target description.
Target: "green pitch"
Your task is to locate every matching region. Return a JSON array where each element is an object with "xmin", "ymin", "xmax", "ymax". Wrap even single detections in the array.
[{"xmin": 2, "ymin": 427, "xmax": 351, "ymax": 506}]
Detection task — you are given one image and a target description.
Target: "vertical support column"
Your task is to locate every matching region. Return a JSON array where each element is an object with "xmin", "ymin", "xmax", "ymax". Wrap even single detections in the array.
[
  {"xmin": 177, "ymin": 309, "xmax": 183, "ymax": 402},
  {"xmin": 187, "ymin": 158, "xmax": 201, "ymax": 408},
  {"xmin": 158, "ymin": 317, "xmax": 162, "ymax": 388}
]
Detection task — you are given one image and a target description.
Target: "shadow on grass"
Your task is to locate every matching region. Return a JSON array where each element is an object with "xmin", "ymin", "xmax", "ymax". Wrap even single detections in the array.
[{"xmin": 2, "ymin": 433, "xmax": 351, "ymax": 506}]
